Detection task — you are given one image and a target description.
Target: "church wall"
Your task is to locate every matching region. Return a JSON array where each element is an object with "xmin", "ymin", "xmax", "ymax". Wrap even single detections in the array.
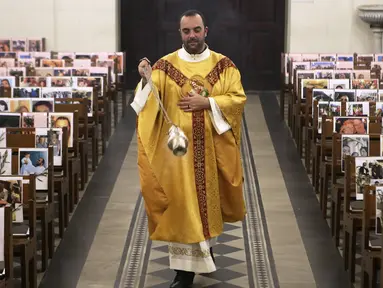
[
  {"xmin": 286, "ymin": 0, "xmax": 383, "ymax": 53},
  {"xmin": 0, "ymin": 0, "xmax": 119, "ymax": 52}
]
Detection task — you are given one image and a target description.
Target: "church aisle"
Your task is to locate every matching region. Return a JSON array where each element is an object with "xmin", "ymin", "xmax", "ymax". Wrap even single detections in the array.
[{"xmin": 42, "ymin": 92, "xmax": 350, "ymax": 288}]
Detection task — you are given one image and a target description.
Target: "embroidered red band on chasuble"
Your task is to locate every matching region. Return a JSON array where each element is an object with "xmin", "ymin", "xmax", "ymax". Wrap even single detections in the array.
[{"xmin": 151, "ymin": 57, "xmax": 235, "ymax": 239}]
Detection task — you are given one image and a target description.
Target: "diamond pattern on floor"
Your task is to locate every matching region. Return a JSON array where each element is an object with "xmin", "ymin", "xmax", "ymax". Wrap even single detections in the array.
[{"xmin": 143, "ymin": 223, "xmax": 248, "ymax": 287}]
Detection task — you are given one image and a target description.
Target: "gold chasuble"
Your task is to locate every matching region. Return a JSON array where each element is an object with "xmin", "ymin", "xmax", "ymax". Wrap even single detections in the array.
[{"xmin": 133, "ymin": 47, "xmax": 246, "ymax": 247}]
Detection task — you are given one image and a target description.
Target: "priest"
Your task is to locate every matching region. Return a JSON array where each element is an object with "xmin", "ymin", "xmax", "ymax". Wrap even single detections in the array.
[{"xmin": 131, "ymin": 9, "xmax": 247, "ymax": 288}]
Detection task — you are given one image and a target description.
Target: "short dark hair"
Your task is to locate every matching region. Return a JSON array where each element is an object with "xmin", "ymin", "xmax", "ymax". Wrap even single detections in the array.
[{"xmin": 179, "ymin": 9, "xmax": 207, "ymax": 27}]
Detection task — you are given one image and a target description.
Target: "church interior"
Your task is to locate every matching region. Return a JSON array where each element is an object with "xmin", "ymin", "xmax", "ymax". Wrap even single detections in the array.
[{"xmin": 2, "ymin": 0, "xmax": 383, "ymax": 287}]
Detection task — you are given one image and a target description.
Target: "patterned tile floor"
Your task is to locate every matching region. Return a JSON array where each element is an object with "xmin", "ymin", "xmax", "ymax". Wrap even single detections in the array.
[
  {"xmin": 116, "ymin": 116, "xmax": 278, "ymax": 288},
  {"xmin": 144, "ymin": 222, "xmax": 248, "ymax": 287}
]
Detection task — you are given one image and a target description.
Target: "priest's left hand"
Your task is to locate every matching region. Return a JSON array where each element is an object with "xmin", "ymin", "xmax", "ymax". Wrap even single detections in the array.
[{"xmin": 178, "ymin": 90, "xmax": 210, "ymax": 112}]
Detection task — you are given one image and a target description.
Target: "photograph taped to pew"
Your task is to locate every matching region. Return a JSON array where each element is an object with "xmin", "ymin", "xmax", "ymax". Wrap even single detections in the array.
[
  {"xmin": 35, "ymin": 67, "xmax": 54, "ymax": 77},
  {"xmin": 294, "ymin": 70, "xmax": 314, "ymax": 92},
  {"xmin": 0, "ymin": 40, "xmax": 10, "ymax": 52},
  {"xmin": 18, "ymin": 59, "xmax": 35, "ymax": 68},
  {"xmin": 21, "ymin": 112, "xmax": 48, "ymax": 128},
  {"xmin": 320, "ymin": 54, "xmax": 336, "ymax": 62},
  {"xmin": 31, "ymin": 98, "xmax": 54, "ymax": 113},
  {"xmin": 313, "ymin": 89, "xmax": 334, "ymax": 102},
  {"xmin": 27, "ymin": 39, "xmax": 42, "ymax": 52},
  {"xmin": 73, "ymin": 76, "xmax": 103, "ymax": 97},
  {"xmin": 18, "ymin": 148, "xmax": 48, "ymax": 190},
  {"xmin": 310, "ymin": 61, "xmax": 336, "ymax": 70},
  {"xmin": 7, "ymin": 67, "xmax": 25, "ymax": 77},
  {"xmin": 356, "ymin": 89, "xmax": 378, "ymax": 102},
  {"xmin": 0, "ymin": 149, "xmax": 12, "ymax": 176},
  {"xmin": 375, "ymin": 102, "xmax": 383, "ymax": 116},
  {"xmin": 12, "ymin": 87, "xmax": 40, "ymax": 98},
  {"xmin": 72, "ymin": 87, "xmax": 93, "ymax": 117},
  {"xmin": 314, "ymin": 70, "xmax": 333, "ymax": 79},
  {"xmin": 9, "ymin": 98, "xmax": 32, "ymax": 113},
  {"xmin": 341, "ymin": 135, "xmax": 369, "ymax": 172},
  {"xmin": 50, "ymin": 77, "xmax": 72, "ymax": 87},
  {"xmin": 107, "ymin": 52, "xmax": 124, "ymax": 75},
  {"xmin": 334, "ymin": 70, "xmax": 353, "ymax": 79},
  {"xmin": 0, "ymin": 113, "xmax": 19, "ymax": 128},
  {"xmin": 54, "ymin": 68, "xmax": 71, "ymax": 77},
  {"xmin": 329, "ymin": 79, "xmax": 350, "ymax": 89},
  {"xmin": 0, "ymin": 59, "xmax": 15, "ymax": 68},
  {"xmin": 301, "ymin": 79, "xmax": 329, "ymax": 100},
  {"xmin": 35, "ymin": 128, "xmax": 62, "ymax": 166},
  {"xmin": 0, "ymin": 77, "xmax": 15, "ymax": 88},
  {"xmin": 317, "ymin": 101, "xmax": 341, "ymax": 134},
  {"xmin": 376, "ymin": 187, "xmax": 383, "ymax": 234},
  {"xmin": 333, "ymin": 116, "xmax": 369, "ymax": 134},
  {"xmin": 355, "ymin": 157, "xmax": 383, "ymax": 200},
  {"xmin": 42, "ymin": 87, "xmax": 72, "ymax": 100},
  {"xmin": 41, "ymin": 59, "xmax": 64, "ymax": 68},
  {"xmin": 49, "ymin": 112, "xmax": 73, "ymax": 148},
  {"xmin": 346, "ymin": 102, "xmax": 370, "ymax": 116},
  {"xmin": 0, "ymin": 52, "xmax": 15, "ymax": 59},
  {"xmin": 20, "ymin": 76, "xmax": 49, "ymax": 87},
  {"xmin": 0, "ymin": 129, "xmax": 6, "ymax": 148},
  {"xmin": 352, "ymin": 79, "xmax": 378, "ymax": 89},
  {"xmin": 0, "ymin": 177, "xmax": 23, "ymax": 222},
  {"xmin": 334, "ymin": 89, "xmax": 356, "ymax": 102},
  {"xmin": 11, "ymin": 39, "xmax": 26, "ymax": 52}
]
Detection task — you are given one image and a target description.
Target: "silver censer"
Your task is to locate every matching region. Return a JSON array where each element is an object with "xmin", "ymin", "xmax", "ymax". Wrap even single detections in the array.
[{"xmin": 143, "ymin": 66, "xmax": 189, "ymax": 156}]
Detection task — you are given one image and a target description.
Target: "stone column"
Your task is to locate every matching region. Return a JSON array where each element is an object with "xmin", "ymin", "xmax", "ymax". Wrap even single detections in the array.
[{"xmin": 371, "ymin": 26, "xmax": 383, "ymax": 53}]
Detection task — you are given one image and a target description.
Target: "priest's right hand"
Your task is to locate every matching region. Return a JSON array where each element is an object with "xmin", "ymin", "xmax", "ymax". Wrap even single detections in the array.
[{"xmin": 138, "ymin": 58, "xmax": 151, "ymax": 80}]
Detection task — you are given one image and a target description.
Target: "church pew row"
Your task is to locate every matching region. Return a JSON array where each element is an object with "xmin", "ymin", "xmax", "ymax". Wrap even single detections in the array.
[
  {"xmin": 281, "ymin": 52, "xmax": 383, "ymax": 287},
  {"xmin": 0, "ymin": 40, "xmax": 130, "ymax": 287}
]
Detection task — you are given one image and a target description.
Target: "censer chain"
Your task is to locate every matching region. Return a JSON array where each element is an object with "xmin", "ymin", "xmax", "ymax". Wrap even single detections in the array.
[{"xmin": 143, "ymin": 66, "xmax": 173, "ymax": 125}]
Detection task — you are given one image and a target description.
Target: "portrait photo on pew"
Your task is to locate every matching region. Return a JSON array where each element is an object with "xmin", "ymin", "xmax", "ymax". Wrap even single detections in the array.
[
  {"xmin": 333, "ymin": 116, "xmax": 369, "ymax": 134},
  {"xmin": 341, "ymin": 135, "xmax": 369, "ymax": 171},
  {"xmin": 0, "ymin": 177, "xmax": 23, "ymax": 222},
  {"xmin": 355, "ymin": 156, "xmax": 383, "ymax": 200},
  {"xmin": 18, "ymin": 148, "xmax": 48, "ymax": 190},
  {"xmin": 0, "ymin": 113, "xmax": 20, "ymax": 128}
]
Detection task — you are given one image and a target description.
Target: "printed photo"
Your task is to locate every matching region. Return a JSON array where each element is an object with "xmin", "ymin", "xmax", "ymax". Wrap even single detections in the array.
[
  {"xmin": 21, "ymin": 112, "xmax": 48, "ymax": 128},
  {"xmin": 11, "ymin": 39, "xmax": 26, "ymax": 52},
  {"xmin": 19, "ymin": 148, "xmax": 48, "ymax": 190},
  {"xmin": 0, "ymin": 77, "xmax": 15, "ymax": 88},
  {"xmin": 35, "ymin": 128, "xmax": 62, "ymax": 166},
  {"xmin": 376, "ymin": 187, "xmax": 383, "ymax": 234},
  {"xmin": 20, "ymin": 77, "xmax": 48, "ymax": 88},
  {"xmin": 334, "ymin": 89, "xmax": 356, "ymax": 102},
  {"xmin": 341, "ymin": 135, "xmax": 369, "ymax": 171},
  {"xmin": 346, "ymin": 102, "xmax": 370, "ymax": 117},
  {"xmin": 0, "ymin": 40, "xmax": 11, "ymax": 52},
  {"xmin": 0, "ymin": 113, "xmax": 20, "ymax": 127},
  {"xmin": 329, "ymin": 79, "xmax": 350, "ymax": 90},
  {"xmin": 352, "ymin": 79, "xmax": 378, "ymax": 89},
  {"xmin": 49, "ymin": 113, "xmax": 73, "ymax": 148},
  {"xmin": 300, "ymin": 79, "xmax": 329, "ymax": 100},
  {"xmin": 356, "ymin": 89, "xmax": 378, "ymax": 102},
  {"xmin": 355, "ymin": 157, "xmax": 383, "ymax": 200},
  {"xmin": 12, "ymin": 87, "xmax": 40, "ymax": 98},
  {"xmin": 31, "ymin": 99, "xmax": 54, "ymax": 113},
  {"xmin": 42, "ymin": 87, "xmax": 72, "ymax": 99},
  {"xmin": 0, "ymin": 177, "xmax": 23, "ymax": 223},
  {"xmin": 9, "ymin": 99, "xmax": 32, "ymax": 113},
  {"xmin": 333, "ymin": 116, "xmax": 368, "ymax": 134}
]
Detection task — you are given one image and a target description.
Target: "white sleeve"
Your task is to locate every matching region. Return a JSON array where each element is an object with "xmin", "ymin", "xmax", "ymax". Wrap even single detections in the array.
[
  {"xmin": 130, "ymin": 79, "xmax": 151, "ymax": 115},
  {"xmin": 207, "ymin": 97, "xmax": 231, "ymax": 135}
]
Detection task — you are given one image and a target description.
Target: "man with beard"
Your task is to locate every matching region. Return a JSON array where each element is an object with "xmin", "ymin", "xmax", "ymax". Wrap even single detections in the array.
[{"xmin": 131, "ymin": 9, "xmax": 246, "ymax": 288}]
